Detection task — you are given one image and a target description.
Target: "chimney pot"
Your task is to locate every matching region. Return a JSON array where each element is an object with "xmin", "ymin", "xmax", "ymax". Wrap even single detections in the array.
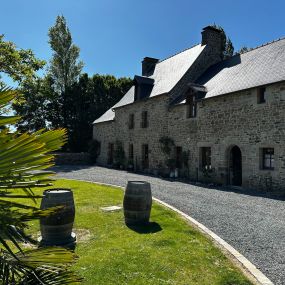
[{"xmin": 142, "ymin": 57, "xmax": 159, "ymax": 76}]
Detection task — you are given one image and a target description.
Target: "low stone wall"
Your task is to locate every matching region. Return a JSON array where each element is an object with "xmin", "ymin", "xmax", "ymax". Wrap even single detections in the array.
[{"xmin": 54, "ymin": 152, "xmax": 91, "ymax": 165}]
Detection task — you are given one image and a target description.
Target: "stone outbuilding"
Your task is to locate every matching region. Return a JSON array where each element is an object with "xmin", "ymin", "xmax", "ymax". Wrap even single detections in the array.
[{"xmin": 93, "ymin": 26, "xmax": 285, "ymax": 194}]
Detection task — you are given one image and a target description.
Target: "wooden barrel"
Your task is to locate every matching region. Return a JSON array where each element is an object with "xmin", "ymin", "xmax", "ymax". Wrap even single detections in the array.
[
  {"xmin": 40, "ymin": 188, "xmax": 76, "ymax": 246},
  {"xmin": 123, "ymin": 181, "xmax": 152, "ymax": 225}
]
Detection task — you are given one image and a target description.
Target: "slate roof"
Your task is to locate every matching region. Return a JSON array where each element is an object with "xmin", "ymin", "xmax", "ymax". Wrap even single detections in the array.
[
  {"xmin": 197, "ymin": 38, "xmax": 285, "ymax": 98},
  {"xmin": 93, "ymin": 86, "xmax": 135, "ymax": 123},
  {"xmin": 93, "ymin": 44, "xmax": 205, "ymax": 123},
  {"xmin": 93, "ymin": 37, "xmax": 285, "ymax": 124}
]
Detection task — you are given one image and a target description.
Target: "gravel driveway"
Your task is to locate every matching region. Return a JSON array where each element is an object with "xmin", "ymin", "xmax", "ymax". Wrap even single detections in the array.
[{"xmin": 54, "ymin": 165, "xmax": 285, "ymax": 285}]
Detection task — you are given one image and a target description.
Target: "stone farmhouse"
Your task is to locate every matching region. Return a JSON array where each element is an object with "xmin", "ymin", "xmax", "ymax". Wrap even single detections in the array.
[{"xmin": 93, "ymin": 26, "xmax": 285, "ymax": 193}]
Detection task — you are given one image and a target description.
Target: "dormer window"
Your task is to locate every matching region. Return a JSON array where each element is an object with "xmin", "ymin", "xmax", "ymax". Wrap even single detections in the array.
[
  {"xmin": 133, "ymin": 75, "xmax": 154, "ymax": 101},
  {"xmin": 257, "ymin": 87, "xmax": 266, "ymax": 104},
  {"xmin": 186, "ymin": 93, "xmax": 197, "ymax": 118}
]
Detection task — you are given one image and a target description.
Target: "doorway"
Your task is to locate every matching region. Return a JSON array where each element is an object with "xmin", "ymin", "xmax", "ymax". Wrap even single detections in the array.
[{"xmin": 229, "ymin": 146, "xmax": 242, "ymax": 186}]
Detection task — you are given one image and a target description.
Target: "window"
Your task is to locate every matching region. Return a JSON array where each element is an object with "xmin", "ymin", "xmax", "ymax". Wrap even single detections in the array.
[
  {"xmin": 186, "ymin": 94, "xmax": 197, "ymax": 118},
  {"xmin": 201, "ymin": 147, "xmax": 211, "ymax": 170},
  {"xmin": 142, "ymin": 144, "xmax": 149, "ymax": 169},
  {"xmin": 257, "ymin": 87, "xmax": 266, "ymax": 104},
  {"xmin": 129, "ymin": 114, "xmax": 134, "ymax": 129},
  {"xmin": 176, "ymin": 146, "xmax": 183, "ymax": 168},
  {"xmin": 262, "ymin": 148, "xmax": 274, "ymax": 170},
  {"xmin": 107, "ymin": 143, "xmax": 114, "ymax": 165},
  {"xmin": 141, "ymin": 111, "xmax": 148, "ymax": 128},
  {"xmin": 129, "ymin": 143, "xmax": 134, "ymax": 161}
]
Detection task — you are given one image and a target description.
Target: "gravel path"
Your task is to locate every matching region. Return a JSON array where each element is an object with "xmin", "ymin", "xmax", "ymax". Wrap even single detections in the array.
[{"xmin": 54, "ymin": 165, "xmax": 285, "ymax": 285}]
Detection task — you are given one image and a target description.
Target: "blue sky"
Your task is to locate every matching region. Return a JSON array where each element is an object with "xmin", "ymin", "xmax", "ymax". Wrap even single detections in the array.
[{"xmin": 1, "ymin": 0, "xmax": 284, "ymax": 81}]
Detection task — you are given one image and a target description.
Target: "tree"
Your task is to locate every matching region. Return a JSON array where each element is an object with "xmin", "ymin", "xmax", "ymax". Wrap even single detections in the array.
[
  {"xmin": 48, "ymin": 15, "xmax": 84, "ymax": 133},
  {"xmin": 13, "ymin": 73, "xmax": 133, "ymax": 151},
  {"xmin": 48, "ymin": 15, "xmax": 83, "ymax": 94},
  {"xmin": 13, "ymin": 76, "xmax": 53, "ymax": 131},
  {"xmin": 210, "ymin": 25, "xmax": 234, "ymax": 59},
  {"xmin": 65, "ymin": 74, "xmax": 133, "ymax": 152},
  {"xmin": 0, "ymin": 35, "xmax": 45, "ymax": 85},
  {"xmin": 224, "ymin": 38, "xmax": 234, "ymax": 59},
  {"xmin": 13, "ymin": 15, "xmax": 132, "ymax": 151},
  {"xmin": 236, "ymin": 46, "xmax": 252, "ymax": 55},
  {"xmin": 0, "ymin": 87, "xmax": 81, "ymax": 284}
]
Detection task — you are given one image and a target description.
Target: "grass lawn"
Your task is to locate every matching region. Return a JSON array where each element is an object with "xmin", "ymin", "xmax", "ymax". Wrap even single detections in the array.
[{"xmin": 20, "ymin": 179, "xmax": 252, "ymax": 285}]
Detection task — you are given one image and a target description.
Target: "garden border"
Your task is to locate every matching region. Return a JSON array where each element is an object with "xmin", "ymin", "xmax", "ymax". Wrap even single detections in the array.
[{"xmin": 61, "ymin": 178, "xmax": 274, "ymax": 285}]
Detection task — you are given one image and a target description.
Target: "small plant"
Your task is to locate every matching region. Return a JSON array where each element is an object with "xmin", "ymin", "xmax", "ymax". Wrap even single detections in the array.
[
  {"xmin": 202, "ymin": 165, "xmax": 214, "ymax": 178},
  {"xmin": 166, "ymin": 158, "xmax": 176, "ymax": 171},
  {"xmin": 159, "ymin": 136, "xmax": 175, "ymax": 155},
  {"xmin": 159, "ymin": 136, "xmax": 177, "ymax": 177}
]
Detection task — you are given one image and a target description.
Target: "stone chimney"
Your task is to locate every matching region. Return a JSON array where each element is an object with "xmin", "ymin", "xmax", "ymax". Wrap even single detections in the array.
[
  {"xmin": 201, "ymin": 26, "xmax": 223, "ymax": 60},
  {"xmin": 142, "ymin": 57, "xmax": 159, "ymax": 76}
]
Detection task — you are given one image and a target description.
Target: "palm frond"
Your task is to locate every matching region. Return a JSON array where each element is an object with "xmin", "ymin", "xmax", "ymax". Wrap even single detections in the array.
[
  {"xmin": 0, "ymin": 115, "xmax": 21, "ymax": 126},
  {"xmin": 0, "ymin": 248, "xmax": 82, "ymax": 285},
  {"xmin": 0, "ymin": 87, "xmax": 81, "ymax": 284}
]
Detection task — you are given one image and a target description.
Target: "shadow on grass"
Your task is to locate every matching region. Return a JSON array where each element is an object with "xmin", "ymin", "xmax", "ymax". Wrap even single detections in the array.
[{"xmin": 126, "ymin": 222, "xmax": 162, "ymax": 234}]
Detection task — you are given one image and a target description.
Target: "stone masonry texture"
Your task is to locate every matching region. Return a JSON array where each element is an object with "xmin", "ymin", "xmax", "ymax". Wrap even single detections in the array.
[{"xmin": 93, "ymin": 82, "xmax": 285, "ymax": 194}]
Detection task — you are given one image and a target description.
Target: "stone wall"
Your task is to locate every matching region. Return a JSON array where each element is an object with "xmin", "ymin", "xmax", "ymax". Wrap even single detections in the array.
[
  {"xmin": 94, "ymin": 94, "xmax": 169, "ymax": 170},
  {"xmin": 194, "ymin": 82, "xmax": 285, "ymax": 193},
  {"xmin": 54, "ymin": 152, "xmax": 91, "ymax": 165},
  {"xmin": 93, "ymin": 82, "xmax": 285, "ymax": 194}
]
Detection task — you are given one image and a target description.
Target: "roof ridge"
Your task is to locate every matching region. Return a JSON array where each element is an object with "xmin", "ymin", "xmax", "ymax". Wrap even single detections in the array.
[
  {"xmin": 235, "ymin": 35, "xmax": 285, "ymax": 56},
  {"xmin": 158, "ymin": 36, "xmax": 285, "ymax": 64},
  {"xmin": 210, "ymin": 36, "xmax": 285, "ymax": 67},
  {"xmin": 158, "ymin": 43, "xmax": 200, "ymax": 63}
]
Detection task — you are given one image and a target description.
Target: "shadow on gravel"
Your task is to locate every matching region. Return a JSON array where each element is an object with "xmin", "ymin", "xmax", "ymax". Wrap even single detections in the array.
[
  {"xmin": 211, "ymin": 186, "xmax": 285, "ymax": 201},
  {"xmin": 126, "ymin": 222, "xmax": 162, "ymax": 234},
  {"xmin": 51, "ymin": 165, "xmax": 95, "ymax": 172},
  {"xmin": 53, "ymin": 165, "xmax": 285, "ymax": 201},
  {"xmin": 165, "ymin": 179, "xmax": 285, "ymax": 201}
]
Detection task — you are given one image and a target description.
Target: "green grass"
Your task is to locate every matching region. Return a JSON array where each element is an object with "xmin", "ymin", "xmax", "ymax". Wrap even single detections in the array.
[{"xmin": 22, "ymin": 179, "xmax": 252, "ymax": 285}]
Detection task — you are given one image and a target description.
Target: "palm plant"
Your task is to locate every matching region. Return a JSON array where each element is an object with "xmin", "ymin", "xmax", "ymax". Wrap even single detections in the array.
[{"xmin": 0, "ymin": 87, "xmax": 82, "ymax": 284}]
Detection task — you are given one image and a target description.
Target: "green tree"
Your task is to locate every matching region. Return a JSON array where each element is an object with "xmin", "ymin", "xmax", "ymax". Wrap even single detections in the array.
[
  {"xmin": 0, "ymin": 35, "xmax": 45, "ymax": 85},
  {"xmin": 13, "ymin": 76, "xmax": 52, "ymax": 131},
  {"xmin": 236, "ymin": 46, "xmax": 252, "ymax": 54},
  {"xmin": 13, "ymin": 75, "xmax": 65, "ymax": 131},
  {"xmin": 13, "ymin": 73, "xmax": 133, "ymax": 152},
  {"xmin": 13, "ymin": 15, "xmax": 132, "ymax": 151},
  {"xmin": 66, "ymin": 74, "xmax": 133, "ymax": 151},
  {"xmin": 210, "ymin": 25, "xmax": 234, "ymax": 59},
  {"xmin": 224, "ymin": 38, "xmax": 234, "ymax": 59},
  {"xmin": 48, "ymin": 15, "xmax": 84, "ymax": 132},
  {"xmin": 48, "ymin": 15, "xmax": 83, "ymax": 93},
  {"xmin": 0, "ymin": 87, "xmax": 81, "ymax": 284}
]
